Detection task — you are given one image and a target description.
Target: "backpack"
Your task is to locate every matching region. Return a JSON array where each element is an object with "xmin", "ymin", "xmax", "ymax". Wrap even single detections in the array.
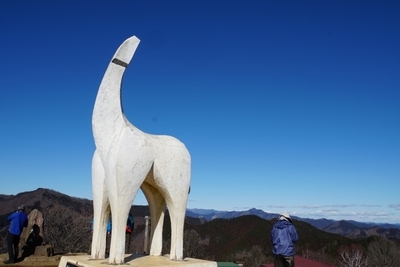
[{"xmin": 126, "ymin": 214, "xmax": 135, "ymax": 233}]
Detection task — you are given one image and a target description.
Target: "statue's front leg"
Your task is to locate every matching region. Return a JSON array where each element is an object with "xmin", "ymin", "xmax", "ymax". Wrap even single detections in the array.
[{"xmin": 91, "ymin": 151, "xmax": 110, "ymax": 259}]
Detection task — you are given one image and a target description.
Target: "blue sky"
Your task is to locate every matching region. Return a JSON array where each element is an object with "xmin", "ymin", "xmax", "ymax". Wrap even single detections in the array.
[{"xmin": 1, "ymin": 1, "xmax": 399, "ymax": 223}]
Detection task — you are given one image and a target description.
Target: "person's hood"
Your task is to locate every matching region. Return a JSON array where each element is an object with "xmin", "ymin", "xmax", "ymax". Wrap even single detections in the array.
[
  {"xmin": 274, "ymin": 219, "xmax": 293, "ymax": 229},
  {"xmin": 276, "ymin": 213, "xmax": 292, "ymax": 223}
]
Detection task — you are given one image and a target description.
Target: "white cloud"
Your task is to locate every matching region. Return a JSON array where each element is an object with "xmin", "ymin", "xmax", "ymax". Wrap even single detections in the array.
[
  {"xmin": 388, "ymin": 203, "xmax": 400, "ymax": 210},
  {"xmin": 360, "ymin": 204, "xmax": 382, "ymax": 207},
  {"xmin": 253, "ymin": 203, "xmax": 399, "ymax": 223},
  {"xmin": 290, "ymin": 204, "xmax": 356, "ymax": 209},
  {"xmin": 265, "ymin": 205, "xmax": 286, "ymax": 209}
]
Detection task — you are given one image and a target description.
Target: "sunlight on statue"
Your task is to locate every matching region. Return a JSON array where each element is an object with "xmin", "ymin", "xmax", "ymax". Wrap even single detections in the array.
[{"xmin": 90, "ymin": 36, "xmax": 191, "ymax": 264}]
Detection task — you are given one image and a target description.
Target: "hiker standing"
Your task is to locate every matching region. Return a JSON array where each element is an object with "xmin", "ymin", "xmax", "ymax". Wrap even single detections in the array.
[
  {"xmin": 4, "ymin": 205, "xmax": 28, "ymax": 264},
  {"xmin": 125, "ymin": 213, "xmax": 135, "ymax": 253},
  {"xmin": 89, "ymin": 217, "xmax": 112, "ymax": 254},
  {"xmin": 271, "ymin": 213, "xmax": 299, "ymax": 267}
]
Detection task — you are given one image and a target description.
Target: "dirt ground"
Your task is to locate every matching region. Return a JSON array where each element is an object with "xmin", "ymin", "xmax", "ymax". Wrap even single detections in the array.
[{"xmin": 0, "ymin": 253, "xmax": 66, "ymax": 267}]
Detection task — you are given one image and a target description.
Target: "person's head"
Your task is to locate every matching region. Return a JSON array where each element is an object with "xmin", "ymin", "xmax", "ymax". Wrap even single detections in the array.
[
  {"xmin": 277, "ymin": 212, "xmax": 292, "ymax": 223},
  {"xmin": 17, "ymin": 204, "xmax": 26, "ymax": 212},
  {"xmin": 32, "ymin": 224, "xmax": 40, "ymax": 235}
]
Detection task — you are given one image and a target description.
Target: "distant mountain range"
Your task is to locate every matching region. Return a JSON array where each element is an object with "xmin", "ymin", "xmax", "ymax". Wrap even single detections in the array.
[
  {"xmin": 186, "ymin": 208, "xmax": 400, "ymax": 241},
  {"xmin": 2, "ymin": 188, "xmax": 400, "ymax": 263},
  {"xmin": 1, "ymin": 188, "xmax": 399, "ymax": 243}
]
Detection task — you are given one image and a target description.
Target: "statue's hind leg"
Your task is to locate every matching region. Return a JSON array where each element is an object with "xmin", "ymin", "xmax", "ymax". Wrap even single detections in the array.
[
  {"xmin": 161, "ymin": 170, "xmax": 190, "ymax": 260},
  {"xmin": 167, "ymin": 198, "xmax": 188, "ymax": 260},
  {"xmin": 141, "ymin": 182, "xmax": 166, "ymax": 256}
]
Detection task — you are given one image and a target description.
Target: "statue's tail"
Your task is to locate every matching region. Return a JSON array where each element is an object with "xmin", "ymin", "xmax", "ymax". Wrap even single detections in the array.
[{"xmin": 92, "ymin": 36, "xmax": 140, "ymax": 157}]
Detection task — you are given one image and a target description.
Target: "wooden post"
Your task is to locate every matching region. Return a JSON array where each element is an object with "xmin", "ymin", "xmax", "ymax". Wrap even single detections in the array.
[{"xmin": 144, "ymin": 216, "xmax": 151, "ymax": 254}]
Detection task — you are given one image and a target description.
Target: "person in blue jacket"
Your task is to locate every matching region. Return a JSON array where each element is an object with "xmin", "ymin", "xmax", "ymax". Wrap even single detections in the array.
[
  {"xmin": 271, "ymin": 213, "xmax": 299, "ymax": 267},
  {"xmin": 3, "ymin": 205, "xmax": 28, "ymax": 264}
]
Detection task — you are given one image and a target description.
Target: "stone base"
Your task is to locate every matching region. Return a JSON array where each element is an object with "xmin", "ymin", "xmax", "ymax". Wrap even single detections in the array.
[
  {"xmin": 34, "ymin": 245, "xmax": 54, "ymax": 257},
  {"xmin": 58, "ymin": 254, "xmax": 217, "ymax": 267}
]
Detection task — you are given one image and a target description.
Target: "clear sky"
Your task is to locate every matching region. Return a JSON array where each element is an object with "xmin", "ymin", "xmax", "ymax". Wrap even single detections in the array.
[{"xmin": 1, "ymin": 1, "xmax": 399, "ymax": 224}]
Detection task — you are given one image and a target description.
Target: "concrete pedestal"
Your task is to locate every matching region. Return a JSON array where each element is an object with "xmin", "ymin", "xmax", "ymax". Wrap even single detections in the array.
[{"xmin": 58, "ymin": 254, "xmax": 217, "ymax": 267}]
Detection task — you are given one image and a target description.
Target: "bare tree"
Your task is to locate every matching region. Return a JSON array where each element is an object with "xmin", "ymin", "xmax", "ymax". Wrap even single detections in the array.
[
  {"xmin": 246, "ymin": 245, "xmax": 267, "ymax": 267},
  {"xmin": 226, "ymin": 245, "xmax": 267, "ymax": 267},
  {"xmin": 337, "ymin": 244, "xmax": 368, "ymax": 267},
  {"xmin": 183, "ymin": 229, "xmax": 205, "ymax": 259},
  {"xmin": 367, "ymin": 237, "xmax": 400, "ymax": 267},
  {"xmin": 226, "ymin": 249, "xmax": 249, "ymax": 264},
  {"xmin": 43, "ymin": 206, "xmax": 92, "ymax": 253}
]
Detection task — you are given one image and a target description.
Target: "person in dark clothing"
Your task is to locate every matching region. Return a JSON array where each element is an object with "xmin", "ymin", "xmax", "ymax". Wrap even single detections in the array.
[
  {"xmin": 125, "ymin": 213, "xmax": 135, "ymax": 253},
  {"xmin": 3, "ymin": 205, "xmax": 28, "ymax": 264},
  {"xmin": 271, "ymin": 213, "xmax": 299, "ymax": 267},
  {"xmin": 22, "ymin": 224, "xmax": 43, "ymax": 258}
]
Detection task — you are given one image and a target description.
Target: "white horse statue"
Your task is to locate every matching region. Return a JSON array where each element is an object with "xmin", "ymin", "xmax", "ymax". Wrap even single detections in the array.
[{"xmin": 90, "ymin": 36, "xmax": 191, "ymax": 264}]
